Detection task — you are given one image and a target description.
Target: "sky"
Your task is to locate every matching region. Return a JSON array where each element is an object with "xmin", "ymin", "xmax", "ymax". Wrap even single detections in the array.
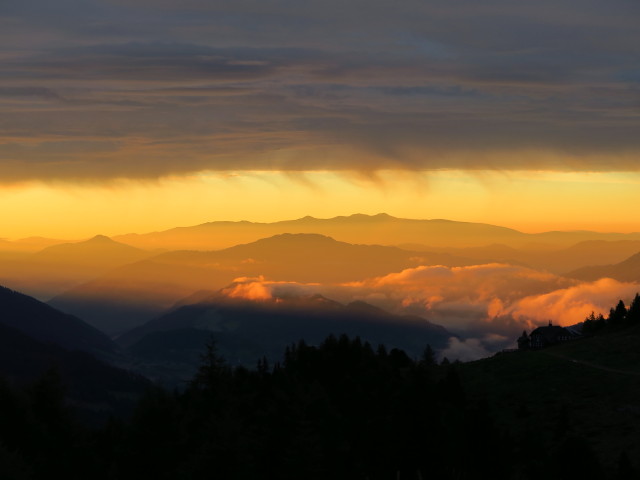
[{"xmin": 1, "ymin": 0, "xmax": 639, "ymax": 238}]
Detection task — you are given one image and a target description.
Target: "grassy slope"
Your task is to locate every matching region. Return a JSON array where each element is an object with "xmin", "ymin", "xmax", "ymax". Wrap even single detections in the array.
[{"xmin": 459, "ymin": 326, "xmax": 640, "ymax": 472}]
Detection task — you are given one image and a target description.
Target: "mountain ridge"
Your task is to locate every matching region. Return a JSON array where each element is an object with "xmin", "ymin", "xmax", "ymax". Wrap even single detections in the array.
[
  {"xmin": 117, "ymin": 289, "xmax": 453, "ymax": 385},
  {"xmin": 30, "ymin": 234, "xmax": 145, "ymax": 260},
  {"xmin": 48, "ymin": 233, "xmax": 478, "ymax": 335},
  {"xmin": 113, "ymin": 213, "xmax": 640, "ymax": 252},
  {"xmin": 0, "ymin": 234, "xmax": 155, "ymax": 301},
  {"xmin": 0, "ymin": 285, "xmax": 118, "ymax": 358},
  {"xmin": 566, "ymin": 251, "xmax": 640, "ymax": 282}
]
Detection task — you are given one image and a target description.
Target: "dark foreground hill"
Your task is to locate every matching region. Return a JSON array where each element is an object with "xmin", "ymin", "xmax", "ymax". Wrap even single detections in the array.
[
  {"xmin": 0, "ymin": 286, "xmax": 150, "ymax": 423},
  {"xmin": 0, "ymin": 285, "xmax": 118, "ymax": 358},
  {"xmin": 5, "ymin": 332, "xmax": 636, "ymax": 480},
  {"xmin": 459, "ymin": 325, "xmax": 640, "ymax": 475},
  {"xmin": 0, "ymin": 323, "xmax": 149, "ymax": 423},
  {"xmin": 119, "ymin": 293, "xmax": 453, "ymax": 385}
]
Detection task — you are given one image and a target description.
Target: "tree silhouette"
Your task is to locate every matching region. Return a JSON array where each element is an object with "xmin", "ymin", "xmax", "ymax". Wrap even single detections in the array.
[
  {"xmin": 1, "ymin": 332, "xmax": 628, "ymax": 479},
  {"xmin": 627, "ymin": 293, "xmax": 640, "ymax": 325},
  {"xmin": 608, "ymin": 300, "xmax": 627, "ymax": 327},
  {"xmin": 191, "ymin": 337, "xmax": 228, "ymax": 390},
  {"xmin": 420, "ymin": 344, "xmax": 437, "ymax": 366}
]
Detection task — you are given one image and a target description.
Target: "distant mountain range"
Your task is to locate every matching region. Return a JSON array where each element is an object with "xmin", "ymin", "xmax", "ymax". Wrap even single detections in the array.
[
  {"xmin": 0, "ymin": 235, "xmax": 154, "ymax": 300},
  {"xmin": 30, "ymin": 234, "xmax": 149, "ymax": 267},
  {"xmin": 113, "ymin": 213, "xmax": 640, "ymax": 251},
  {"xmin": 48, "ymin": 233, "xmax": 478, "ymax": 335},
  {"xmin": 5, "ymin": 213, "xmax": 640, "ymax": 256},
  {"xmin": 45, "ymin": 230, "xmax": 640, "ymax": 336},
  {"xmin": 404, "ymin": 240, "xmax": 640, "ymax": 274},
  {"xmin": 3, "ymin": 215, "xmax": 639, "ymax": 304},
  {"xmin": 0, "ymin": 236, "xmax": 64, "ymax": 253},
  {"xmin": 566, "ymin": 251, "xmax": 640, "ymax": 283}
]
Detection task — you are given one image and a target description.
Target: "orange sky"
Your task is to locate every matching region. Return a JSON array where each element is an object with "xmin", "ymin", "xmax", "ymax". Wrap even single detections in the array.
[{"xmin": 2, "ymin": 169, "xmax": 640, "ymax": 240}]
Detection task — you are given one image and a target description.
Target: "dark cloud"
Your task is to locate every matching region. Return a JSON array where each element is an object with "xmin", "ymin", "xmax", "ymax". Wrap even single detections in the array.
[
  {"xmin": 0, "ymin": 87, "xmax": 62, "ymax": 100},
  {"xmin": 0, "ymin": 0, "xmax": 639, "ymax": 181}
]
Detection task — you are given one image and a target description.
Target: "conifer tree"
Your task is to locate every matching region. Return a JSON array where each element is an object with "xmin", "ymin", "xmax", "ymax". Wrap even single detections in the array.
[
  {"xmin": 583, "ymin": 312, "xmax": 597, "ymax": 335},
  {"xmin": 420, "ymin": 345, "xmax": 437, "ymax": 366},
  {"xmin": 191, "ymin": 338, "xmax": 227, "ymax": 389},
  {"xmin": 608, "ymin": 300, "xmax": 627, "ymax": 327},
  {"xmin": 627, "ymin": 293, "xmax": 640, "ymax": 325}
]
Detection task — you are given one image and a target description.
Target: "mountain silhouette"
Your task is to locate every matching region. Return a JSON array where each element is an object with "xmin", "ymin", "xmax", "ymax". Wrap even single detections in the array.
[
  {"xmin": 113, "ymin": 213, "xmax": 640, "ymax": 251},
  {"xmin": 0, "ymin": 235, "xmax": 154, "ymax": 300},
  {"xmin": 29, "ymin": 234, "xmax": 150, "ymax": 268},
  {"xmin": 118, "ymin": 290, "xmax": 453, "ymax": 385},
  {"xmin": 0, "ymin": 285, "xmax": 118, "ymax": 357},
  {"xmin": 0, "ymin": 321, "xmax": 149, "ymax": 419},
  {"xmin": 566, "ymin": 251, "xmax": 640, "ymax": 282},
  {"xmin": 0, "ymin": 236, "xmax": 63, "ymax": 253},
  {"xmin": 49, "ymin": 233, "xmax": 477, "ymax": 335},
  {"xmin": 403, "ymin": 240, "xmax": 640, "ymax": 274}
]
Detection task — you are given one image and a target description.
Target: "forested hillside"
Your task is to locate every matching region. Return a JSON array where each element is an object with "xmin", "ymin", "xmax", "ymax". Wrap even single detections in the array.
[{"xmin": 3, "ymin": 330, "xmax": 639, "ymax": 479}]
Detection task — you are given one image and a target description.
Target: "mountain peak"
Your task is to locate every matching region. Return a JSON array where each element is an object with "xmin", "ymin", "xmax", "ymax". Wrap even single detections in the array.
[
  {"xmin": 30, "ymin": 232, "xmax": 146, "ymax": 265},
  {"xmin": 76, "ymin": 235, "xmax": 142, "ymax": 251},
  {"xmin": 291, "ymin": 213, "xmax": 394, "ymax": 222},
  {"xmin": 336, "ymin": 213, "xmax": 396, "ymax": 222},
  {"xmin": 254, "ymin": 233, "xmax": 338, "ymax": 244},
  {"xmin": 87, "ymin": 234, "xmax": 114, "ymax": 243}
]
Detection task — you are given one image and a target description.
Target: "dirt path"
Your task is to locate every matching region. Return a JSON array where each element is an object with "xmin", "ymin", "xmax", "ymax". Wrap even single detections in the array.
[{"xmin": 541, "ymin": 351, "xmax": 640, "ymax": 376}]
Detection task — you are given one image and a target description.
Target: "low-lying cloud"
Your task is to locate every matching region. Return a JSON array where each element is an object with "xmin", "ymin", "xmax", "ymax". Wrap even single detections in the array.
[
  {"xmin": 343, "ymin": 264, "xmax": 571, "ymax": 329},
  {"xmin": 504, "ymin": 278, "xmax": 640, "ymax": 327},
  {"xmin": 439, "ymin": 337, "xmax": 494, "ymax": 363},
  {"xmin": 219, "ymin": 266, "xmax": 640, "ymax": 359},
  {"xmin": 222, "ymin": 276, "xmax": 321, "ymax": 301}
]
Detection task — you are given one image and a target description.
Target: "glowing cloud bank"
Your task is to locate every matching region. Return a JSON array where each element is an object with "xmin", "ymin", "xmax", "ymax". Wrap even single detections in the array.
[{"xmin": 221, "ymin": 266, "xmax": 640, "ymax": 335}]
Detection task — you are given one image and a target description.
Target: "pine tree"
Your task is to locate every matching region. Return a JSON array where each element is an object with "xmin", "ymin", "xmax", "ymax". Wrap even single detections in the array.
[
  {"xmin": 191, "ymin": 337, "xmax": 227, "ymax": 389},
  {"xmin": 420, "ymin": 345, "xmax": 437, "ymax": 366},
  {"xmin": 257, "ymin": 356, "xmax": 270, "ymax": 375},
  {"xmin": 608, "ymin": 300, "xmax": 627, "ymax": 327},
  {"xmin": 627, "ymin": 293, "xmax": 640, "ymax": 325},
  {"xmin": 583, "ymin": 312, "xmax": 597, "ymax": 335}
]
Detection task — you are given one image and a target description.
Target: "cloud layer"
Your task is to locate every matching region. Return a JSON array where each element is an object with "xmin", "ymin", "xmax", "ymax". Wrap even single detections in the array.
[
  {"xmin": 1, "ymin": 0, "xmax": 639, "ymax": 181},
  {"xmin": 224, "ymin": 264, "xmax": 640, "ymax": 334},
  {"xmin": 220, "ymin": 265, "xmax": 640, "ymax": 359}
]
